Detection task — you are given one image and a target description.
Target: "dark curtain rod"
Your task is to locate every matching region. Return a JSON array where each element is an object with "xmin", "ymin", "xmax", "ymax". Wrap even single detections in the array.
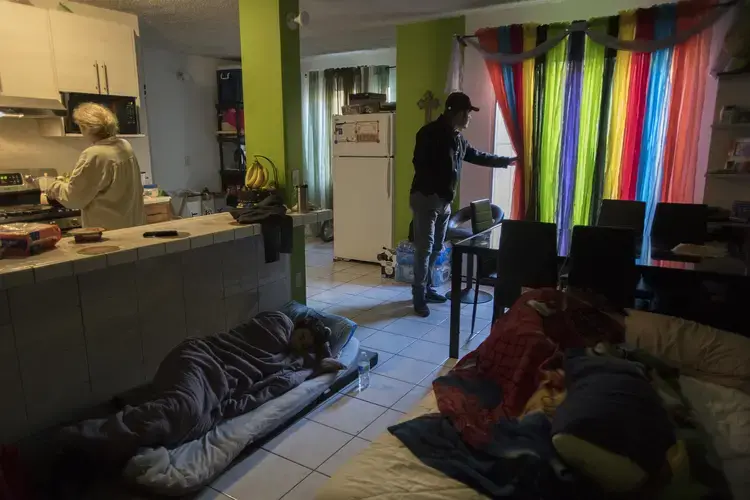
[{"xmin": 456, "ymin": 0, "xmax": 737, "ymax": 40}]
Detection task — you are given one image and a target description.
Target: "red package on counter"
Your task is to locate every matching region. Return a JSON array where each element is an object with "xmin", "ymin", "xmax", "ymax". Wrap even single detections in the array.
[{"xmin": 0, "ymin": 223, "xmax": 62, "ymax": 257}]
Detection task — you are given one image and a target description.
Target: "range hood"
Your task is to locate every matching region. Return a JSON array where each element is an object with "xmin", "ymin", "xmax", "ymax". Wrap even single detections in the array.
[{"xmin": 0, "ymin": 96, "xmax": 66, "ymax": 118}]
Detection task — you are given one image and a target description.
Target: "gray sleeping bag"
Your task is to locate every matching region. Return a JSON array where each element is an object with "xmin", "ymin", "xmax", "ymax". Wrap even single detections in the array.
[
  {"xmin": 61, "ymin": 311, "xmax": 318, "ymax": 464},
  {"xmin": 123, "ymin": 339, "xmax": 359, "ymax": 495}
]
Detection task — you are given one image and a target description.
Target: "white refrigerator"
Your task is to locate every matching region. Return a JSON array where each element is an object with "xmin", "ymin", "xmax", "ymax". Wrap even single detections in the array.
[{"xmin": 332, "ymin": 112, "xmax": 394, "ymax": 263}]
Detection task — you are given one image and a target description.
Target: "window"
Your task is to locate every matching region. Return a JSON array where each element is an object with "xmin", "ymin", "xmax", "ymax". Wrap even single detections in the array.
[
  {"xmin": 387, "ymin": 67, "xmax": 396, "ymax": 102},
  {"xmin": 492, "ymin": 103, "xmax": 515, "ymax": 214}
]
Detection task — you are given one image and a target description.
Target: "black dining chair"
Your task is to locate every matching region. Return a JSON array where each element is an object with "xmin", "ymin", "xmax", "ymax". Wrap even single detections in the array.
[
  {"xmin": 466, "ymin": 199, "xmax": 502, "ymax": 334},
  {"xmin": 597, "ymin": 199, "xmax": 646, "ymax": 254},
  {"xmin": 567, "ymin": 225, "xmax": 638, "ymax": 310},
  {"xmin": 651, "ymin": 202, "xmax": 708, "ymax": 253},
  {"xmin": 493, "ymin": 220, "xmax": 559, "ymax": 323},
  {"xmin": 444, "ymin": 201, "xmax": 504, "ymax": 304}
]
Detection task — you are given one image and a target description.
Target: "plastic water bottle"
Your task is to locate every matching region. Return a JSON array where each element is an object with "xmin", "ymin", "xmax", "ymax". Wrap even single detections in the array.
[{"xmin": 357, "ymin": 352, "xmax": 371, "ymax": 391}]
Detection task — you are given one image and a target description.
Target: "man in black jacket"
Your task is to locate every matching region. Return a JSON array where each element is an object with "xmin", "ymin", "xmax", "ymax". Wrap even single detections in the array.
[{"xmin": 410, "ymin": 92, "xmax": 515, "ymax": 317}]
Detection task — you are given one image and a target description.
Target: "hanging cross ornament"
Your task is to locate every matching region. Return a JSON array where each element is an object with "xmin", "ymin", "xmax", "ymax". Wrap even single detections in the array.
[{"xmin": 418, "ymin": 91, "xmax": 440, "ymax": 125}]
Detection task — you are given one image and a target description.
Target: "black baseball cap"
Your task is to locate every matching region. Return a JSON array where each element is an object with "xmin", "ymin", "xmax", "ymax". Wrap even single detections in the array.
[{"xmin": 445, "ymin": 92, "xmax": 480, "ymax": 113}]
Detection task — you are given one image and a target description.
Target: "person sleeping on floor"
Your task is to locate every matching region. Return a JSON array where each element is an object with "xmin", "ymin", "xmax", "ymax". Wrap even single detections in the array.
[{"xmin": 59, "ymin": 311, "xmax": 346, "ymax": 467}]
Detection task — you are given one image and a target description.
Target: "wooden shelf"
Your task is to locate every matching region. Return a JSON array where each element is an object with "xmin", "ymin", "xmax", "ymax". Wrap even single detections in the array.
[
  {"xmin": 717, "ymin": 71, "xmax": 750, "ymax": 80},
  {"xmin": 711, "ymin": 123, "xmax": 750, "ymax": 131},
  {"xmin": 706, "ymin": 171, "xmax": 750, "ymax": 179}
]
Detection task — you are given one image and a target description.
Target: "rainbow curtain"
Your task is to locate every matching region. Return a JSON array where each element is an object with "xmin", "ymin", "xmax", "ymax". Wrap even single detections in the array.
[{"xmin": 477, "ymin": 1, "xmax": 713, "ymax": 253}]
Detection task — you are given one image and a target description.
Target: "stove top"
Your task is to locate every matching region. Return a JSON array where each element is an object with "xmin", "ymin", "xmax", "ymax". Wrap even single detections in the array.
[{"xmin": 0, "ymin": 204, "xmax": 81, "ymax": 229}]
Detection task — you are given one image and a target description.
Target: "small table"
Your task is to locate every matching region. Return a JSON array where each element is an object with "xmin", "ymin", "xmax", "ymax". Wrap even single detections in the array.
[{"xmin": 448, "ymin": 223, "xmax": 750, "ymax": 359}]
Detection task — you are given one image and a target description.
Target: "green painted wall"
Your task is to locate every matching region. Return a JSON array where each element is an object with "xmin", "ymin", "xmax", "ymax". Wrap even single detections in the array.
[
  {"xmin": 238, "ymin": 0, "xmax": 302, "ymax": 204},
  {"xmin": 239, "ymin": 0, "xmax": 305, "ymax": 302},
  {"xmin": 394, "ymin": 16, "xmax": 465, "ymax": 243}
]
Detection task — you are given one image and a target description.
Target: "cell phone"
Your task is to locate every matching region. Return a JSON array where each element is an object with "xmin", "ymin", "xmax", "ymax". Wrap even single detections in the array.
[{"xmin": 143, "ymin": 230, "xmax": 179, "ymax": 238}]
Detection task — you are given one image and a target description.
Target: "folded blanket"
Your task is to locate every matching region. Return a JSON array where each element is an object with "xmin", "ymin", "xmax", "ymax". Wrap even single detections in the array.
[{"xmin": 61, "ymin": 312, "xmax": 314, "ymax": 464}]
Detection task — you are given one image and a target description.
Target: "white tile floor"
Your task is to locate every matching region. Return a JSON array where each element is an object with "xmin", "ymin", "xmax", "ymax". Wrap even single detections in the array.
[{"xmin": 198, "ymin": 239, "xmax": 493, "ymax": 500}]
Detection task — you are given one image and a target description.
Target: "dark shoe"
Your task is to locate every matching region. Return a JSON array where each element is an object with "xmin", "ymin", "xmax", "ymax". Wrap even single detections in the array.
[
  {"xmin": 413, "ymin": 290, "xmax": 430, "ymax": 317},
  {"xmin": 413, "ymin": 301, "xmax": 430, "ymax": 317},
  {"xmin": 426, "ymin": 287, "xmax": 448, "ymax": 303}
]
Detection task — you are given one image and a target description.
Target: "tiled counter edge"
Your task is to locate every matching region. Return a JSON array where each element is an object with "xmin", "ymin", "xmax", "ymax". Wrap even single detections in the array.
[{"xmin": 0, "ymin": 209, "xmax": 331, "ymax": 443}]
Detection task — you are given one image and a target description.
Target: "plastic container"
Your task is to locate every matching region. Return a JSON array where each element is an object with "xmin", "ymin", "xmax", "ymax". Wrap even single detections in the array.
[
  {"xmin": 357, "ymin": 351, "xmax": 370, "ymax": 391},
  {"xmin": 394, "ymin": 240, "xmax": 451, "ymax": 287}
]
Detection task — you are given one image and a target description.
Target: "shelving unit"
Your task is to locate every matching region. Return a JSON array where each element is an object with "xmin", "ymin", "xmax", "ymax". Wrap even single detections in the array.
[
  {"xmin": 704, "ymin": 72, "xmax": 750, "ymax": 209},
  {"xmin": 216, "ymin": 66, "xmax": 245, "ymax": 192}
]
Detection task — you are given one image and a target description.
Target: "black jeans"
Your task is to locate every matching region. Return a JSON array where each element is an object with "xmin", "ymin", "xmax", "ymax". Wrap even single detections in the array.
[{"xmin": 410, "ymin": 192, "xmax": 451, "ymax": 298}]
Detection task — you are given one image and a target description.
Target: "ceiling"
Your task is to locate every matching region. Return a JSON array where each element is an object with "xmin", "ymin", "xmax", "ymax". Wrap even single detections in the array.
[{"xmin": 74, "ymin": 0, "xmax": 520, "ymax": 58}]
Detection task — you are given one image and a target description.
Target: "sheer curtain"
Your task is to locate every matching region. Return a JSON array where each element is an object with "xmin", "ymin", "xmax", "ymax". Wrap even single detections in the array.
[{"xmin": 302, "ymin": 65, "xmax": 392, "ymax": 209}]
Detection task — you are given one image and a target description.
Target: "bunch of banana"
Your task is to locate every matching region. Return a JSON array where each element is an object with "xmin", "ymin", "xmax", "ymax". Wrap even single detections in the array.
[{"xmin": 244, "ymin": 160, "xmax": 268, "ymax": 189}]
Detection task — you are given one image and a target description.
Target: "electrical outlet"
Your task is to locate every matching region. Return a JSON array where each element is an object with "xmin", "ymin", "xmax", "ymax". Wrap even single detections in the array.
[
  {"xmin": 292, "ymin": 169, "xmax": 300, "ymax": 186},
  {"xmin": 295, "ymin": 272, "xmax": 303, "ymax": 288},
  {"xmin": 185, "ymin": 156, "xmax": 191, "ymax": 166}
]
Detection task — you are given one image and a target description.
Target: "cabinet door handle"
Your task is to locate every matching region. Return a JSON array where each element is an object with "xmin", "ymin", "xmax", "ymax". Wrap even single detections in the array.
[
  {"xmin": 94, "ymin": 62, "xmax": 101, "ymax": 94},
  {"xmin": 103, "ymin": 63, "xmax": 110, "ymax": 94},
  {"xmin": 0, "ymin": 72, "xmax": 3, "ymax": 94}
]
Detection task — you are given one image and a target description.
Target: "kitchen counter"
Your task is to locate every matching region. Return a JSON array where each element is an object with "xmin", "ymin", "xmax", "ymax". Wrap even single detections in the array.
[
  {"xmin": 143, "ymin": 196, "xmax": 172, "ymax": 205},
  {"xmin": 0, "ymin": 207, "xmax": 332, "ymax": 442},
  {"xmin": 0, "ymin": 209, "xmax": 332, "ymax": 289}
]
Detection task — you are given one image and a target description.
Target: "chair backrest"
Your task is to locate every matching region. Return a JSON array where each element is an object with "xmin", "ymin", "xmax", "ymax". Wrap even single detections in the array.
[
  {"xmin": 470, "ymin": 199, "xmax": 495, "ymax": 234},
  {"xmin": 651, "ymin": 202, "xmax": 708, "ymax": 250},
  {"xmin": 597, "ymin": 199, "xmax": 646, "ymax": 235},
  {"xmin": 568, "ymin": 225, "xmax": 637, "ymax": 309},
  {"xmin": 494, "ymin": 220, "xmax": 559, "ymax": 310}
]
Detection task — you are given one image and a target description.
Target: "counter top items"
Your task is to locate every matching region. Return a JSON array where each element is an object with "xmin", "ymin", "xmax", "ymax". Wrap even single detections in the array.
[
  {"xmin": 0, "ymin": 210, "xmax": 332, "ymax": 287},
  {"xmin": 0, "ymin": 223, "xmax": 62, "ymax": 257},
  {"xmin": 143, "ymin": 230, "xmax": 179, "ymax": 238},
  {"xmin": 69, "ymin": 227, "xmax": 104, "ymax": 243}
]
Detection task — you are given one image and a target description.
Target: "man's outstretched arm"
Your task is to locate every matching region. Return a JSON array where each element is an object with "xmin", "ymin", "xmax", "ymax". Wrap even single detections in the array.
[{"xmin": 464, "ymin": 141, "xmax": 517, "ymax": 168}]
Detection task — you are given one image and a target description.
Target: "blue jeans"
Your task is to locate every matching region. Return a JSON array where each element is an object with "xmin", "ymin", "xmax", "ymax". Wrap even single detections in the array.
[{"xmin": 410, "ymin": 192, "xmax": 451, "ymax": 299}]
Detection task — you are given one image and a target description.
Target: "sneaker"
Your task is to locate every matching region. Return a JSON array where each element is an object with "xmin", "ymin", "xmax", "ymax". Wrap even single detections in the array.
[{"xmin": 426, "ymin": 287, "xmax": 448, "ymax": 303}]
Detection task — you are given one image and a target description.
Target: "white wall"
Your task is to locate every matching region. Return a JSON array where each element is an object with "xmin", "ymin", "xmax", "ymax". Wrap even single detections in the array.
[
  {"xmin": 460, "ymin": 0, "xmax": 681, "ymax": 206},
  {"xmin": 141, "ymin": 47, "xmax": 232, "ymax": 192},
  {"xmin": 301, "ymin": 48, "xmax": 396, "ymax": 73}
]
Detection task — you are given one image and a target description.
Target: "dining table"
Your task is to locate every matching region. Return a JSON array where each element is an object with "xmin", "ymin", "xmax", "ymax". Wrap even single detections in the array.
[{"xmin": 447, "ymin": 221, "xmax": 750, "ymax": 359}]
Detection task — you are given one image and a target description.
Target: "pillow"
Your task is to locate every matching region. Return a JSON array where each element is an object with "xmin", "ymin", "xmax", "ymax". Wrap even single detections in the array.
[
  {"xmin": 551, "ymin": 353, "xmax": 676, "ymax": 492},
  {"xmin": 552, "ymin": 434, "xmax": 647, "ymax": 492},
  {"xmin": 624, "ymin": 309, "xmax": 750, "ymax": 393},
  {"xmin": 280, "ymin": 300, "xmax": 357, "ymax": 356}
]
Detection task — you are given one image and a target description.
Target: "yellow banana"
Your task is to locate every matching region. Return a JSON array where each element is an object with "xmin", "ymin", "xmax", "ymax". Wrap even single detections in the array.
[
  {"xmin": 254, "ymin": 167, "xmax": 267, "ymax": 189},
  {"xmin": 245, "ymin": 161, "xmax": 260, "ymax": 188}
]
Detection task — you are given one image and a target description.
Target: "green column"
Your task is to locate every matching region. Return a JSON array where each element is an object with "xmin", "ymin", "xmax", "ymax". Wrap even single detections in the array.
[
  {"xmin": 394, "ymin": 16, "xmax": 466, "ymax": 244},
  {"xmin": 239, "ymin": 0, "xmax": 302, "ymax": 202},
  {"xmin": 239, "ymin": 0, "xmax": 305, "ymax": 302}
]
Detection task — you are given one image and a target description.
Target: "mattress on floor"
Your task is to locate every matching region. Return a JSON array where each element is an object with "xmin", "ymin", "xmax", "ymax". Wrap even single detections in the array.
[
  {"xmin": 315, "ymin": 390, "xmax": 487, "ymax": 500},
  {"xmin": 317, "ymin": 376, "xmax": 750, "ymax": 500},
  {"xmin": 122, "ymin": 338, "xmax": 361, "ymax": 496},
  {"xmin": 678, "ymin": 375, "xmax": 750, "ymax": 500}
]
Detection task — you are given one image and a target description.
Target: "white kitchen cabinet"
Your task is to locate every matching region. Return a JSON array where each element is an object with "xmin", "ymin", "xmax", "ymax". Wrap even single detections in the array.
[
  {"xmin": 49, "ymin": 10, "xmax": 139, "ymax": 97},
  {"xmin": 98, "ymin": 24, "xmax": 139, "ymax": 97},
  {"xmin": 0, "ymin": 2, "xmax": 59, "ymax": 100}
]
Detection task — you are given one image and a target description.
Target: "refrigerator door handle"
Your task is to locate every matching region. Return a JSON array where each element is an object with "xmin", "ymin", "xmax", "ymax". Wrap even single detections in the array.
[{"xmin": 386, "ymin": 161, "xmax": 391, "ymax": 199}]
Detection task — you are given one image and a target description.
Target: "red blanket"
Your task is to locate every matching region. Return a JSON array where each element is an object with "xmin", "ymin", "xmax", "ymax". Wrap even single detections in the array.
[{"xmin": 433, "ymin": 288, "xmax": 625, "ymax": 448}]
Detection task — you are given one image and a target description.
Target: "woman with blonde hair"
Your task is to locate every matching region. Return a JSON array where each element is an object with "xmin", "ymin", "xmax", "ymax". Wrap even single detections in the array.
[{"xmin": 46, "ymin": 102, "xmax": 145, "ymax": 229}]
